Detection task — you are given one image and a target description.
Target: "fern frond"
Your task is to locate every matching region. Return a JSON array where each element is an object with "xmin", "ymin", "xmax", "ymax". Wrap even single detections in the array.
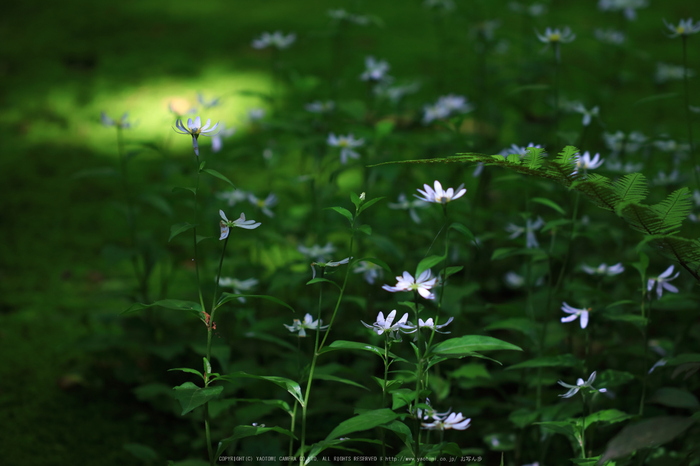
[
  {"xmin": 650, "ymin": 188, "xmax": 692, "ymax": 235},
  {"xmin": 612, "ymin": 173, "xmax": 648, "ymax": 205}
]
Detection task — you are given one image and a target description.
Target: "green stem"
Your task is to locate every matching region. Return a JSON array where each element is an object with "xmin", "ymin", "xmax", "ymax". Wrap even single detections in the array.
[
  {"xmin": 553, "ymin": 43, "xmax": 561, "ymax": 148},
  {"xmin": 580, "ymin": 395, "xmax": 587, "ymax": 459},
  {"xmin": 205, "ymin": 402, "xmax": 214, "ymax": 465},
  {"xmin": 116, "ymin": 126, "xmax": 147, "ymax": 300},
  {"xmin": 207, "ymin": 236, "xmax": 229, "ymax": 361},
  {"xmin": 289, "ymin": 401, "xmax": 298, "ymax": 466},
  {"xmin": 413, "ymin": 290, "xmax": 422, "ymax": 465},
  {"xmin": 682, "ymin": 36, "xmax": 699, "ymax": 189},
  {"xmin": 639, "ymin": 295, "xmax": 650, "ymax": 416},
  {"xmin": 556, "ymin": 191, "xmax": 581, "ymax": 290}
]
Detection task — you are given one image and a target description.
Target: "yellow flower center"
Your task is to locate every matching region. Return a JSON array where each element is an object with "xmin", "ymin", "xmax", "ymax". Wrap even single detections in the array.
[
  {"xmin": 677, "ymin": 26, "xmax": 685, "ymax": 34},
  {"xmin": 339, "ymin": 140, "xmax": 349, "ymax": 147},
  {"xmin": 257, "ymin": 199, "xmax": 265, "ymax": 207},
  {"xmin": 550, "ymin": 33, "xmax": 560, "ymax": 42}
]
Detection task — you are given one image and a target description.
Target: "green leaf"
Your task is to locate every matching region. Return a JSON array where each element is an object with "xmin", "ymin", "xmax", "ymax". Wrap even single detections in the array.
[
  {"xmin": 416, "ymin": 254, "xmax": 446, "ymax": 277},
  {"xmin": 218, "ymin": 372, "xmax": 304, "ymax": 407},
  {"xmin": 313, "ymin": 374, "xmax": 369, "ymax": 391},
  {"xmin": 449, "ymin": 363, "xmax": 491, "ymax": 380},
  {"xmin": 449, "ymin": 222, "xmax": 476, "ymax": 243},
  {"xmin": 531, "ymin": 197, "xmax": 566, "ymax": 215},
  {"xmin": 576, "ymin": 409, "xmax": 632, "ymax": 428},
  {"xmin": 319, "ymin": 340, "xmax": 387, "ymax": 359},
  {"xmin": 350, "ymin": 192, "xmax": 361, "ymax": 210},
  {"xmin": 598, "ymin": 417, "xmax": 695, "ymax": 464},
  {"xmin": 169, "ymin": 222, "xmax": 196, "ymax": 242},
  {"xmin": 649, "ymin": 387, "xmax": 699, "ymax": 409},
  {"xmin": 443, "ymin": 266, "xmax": 464, "ymax": 280},
  {"xmin": 431, "ymin": 335, "xmax": 522, "ymax": 357},
  {"xmin": 201, "ymin": 168, "xmax": 235, "ymax": 187},
  {"xmin": 325, "ymin": 206, "xmax": 354, "ymax": 225},
  {"xmin": 326, "ymin": 408, "xmax": 399, "ymax": 440},
  {"xmin": 305, "ymin": 278, "xmax": 341, "ymax": 290},
  {"xmin": 357, "ymin": 224, "xmax": 372, "ymax": 236},
  {"xmin": 167, "ymin": 367, "xmax": 204, "ymax": 380},
  {"xmin": 358, "ymin": 196, "xmax": 386, "ymax": 215},
  {"xmin": 506, "ymin": 354, "xmax": 581, "ymax": 371},
  {"xmin": 215, "ymin": 425, "xmax": 295, "ymax": 457},
  {"xmin": 535, "ymin": 420, "xmax": 578, "ymax": 439},
  {"xmin": 351, "ymin": 256, "xmax": 392, "ymax": 273},
  {"xmin": 172, "ymin": 382, "xmax": 223, "ymax": 415},
  {"xmin": 121, "ymin": 299, "xmax": 203, "ymax": 317},
  {"xmin": 216, "ymin": 293, "xmax": 294, "ymax": 312}
]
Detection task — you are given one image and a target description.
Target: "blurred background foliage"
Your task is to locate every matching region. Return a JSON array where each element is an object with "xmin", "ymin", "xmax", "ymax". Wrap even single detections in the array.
[{"xmin": 1, "ymin": 0, "xmax": 698, "ymax": 465}]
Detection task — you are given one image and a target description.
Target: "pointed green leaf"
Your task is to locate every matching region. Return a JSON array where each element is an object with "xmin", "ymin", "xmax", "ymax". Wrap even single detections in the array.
[
  {"xmin": 357, "ymin": 224, "xmax": 372, "ymax": 236},
  {"xmin": 172, "ymin": 186, "xmax": 197, "ymax": 196},
  {"xmin": 431, "ymin": 335, "xmax": 522, "ymax": 357},
  {"xmin": 305, "ymin": 278, "xmax": 341, "ymax": 290},
  {"xmin": 325, "ymin": 206, "xmax": 354, "ymax": 225},
  {"xmin": 201, "ymin": 168, "xmax": 235, "ymax": 187},
  {"xmin": 218, "ymin": 372, "xmax": 304, "ymax": 407},
  {"xmin": 531, "ymin": 197, "xmax": 566, "ymax": 215},
  {"xmin": 172, "ymin": 382, "xmax": 223, "ymax": 415},
  {"xmin": 121, "ymin": 299, "xmax": 203, "ymax": 317},
  {"xmin": 358, "ymin": 196, "xmax": 386, "ymax": 215},
  {"xmin": 313, "ymin": 374, "xmax": 369, "ymax": 391},
  {"xmin": 416, "ymin": 254, "xmax": 446, "ymax": 277},
  {"xmin": 326, "ymin": 408, "xmax": 399, "ymax": 440},
  {"xmin": 449, "ymin": 222, "xmax": 476, "ymax": 242},
  {"xmin": 168, "ymin": 367, "xmax": 204, "ymax": 380},
  {"xmin": 506, "ymin": 354, "xmax": 581, "ymax": 370}
]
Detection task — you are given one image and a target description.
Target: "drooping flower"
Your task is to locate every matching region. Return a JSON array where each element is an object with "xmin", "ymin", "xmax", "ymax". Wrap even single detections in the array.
[
  {"xmin": 252, "ymin": 31, "xmax": 296, "ymax": 49},
  {"xmin": 663, "ymin": 18, "xmax": 700, "ymax": 38},
  {"xmin": 248, "ymin": 193, "xmax": 278, "ymax": 218},
  {"xmin": 572, "ymin": 151, "xmax": 604, "ymax": 176},
  {"xmin": 558, "ymin": 371, "xmax": 607, "ymax": 398},
  {"xmin": 415, "ymin": 180, "xmax": 467, "ymax": 204},
  {"xmin": 327, "ymin": 133, "xmax": 365, "ymax": 164},
  {"xmin": 284, "ymin": 313, "xmax": 328, "ymax": 337},
  {"xmin": 382, "ymin": 270, "xmax": 437, "ymax": 300},
  {"xmin": 647, "ymin": 265, "xmax": 680, "ymax": 299},
  {"xmin": 361, "ymin": 310, "xmax": 410, "ymax": 336},
  {"xmin": 353, "ymin": 261, "xmax": 383, "ymax": 284},
  {"xmin": 219, "ymin": 210, "xmax": 261, "ymax": 240},
  {"xmin": 581, "ymin": 262, "xmax": 625, "ymax": 276},
  {"xmin": 361, "ymin": 56, "xmax": 390, "ymax": 82},
  {"xmin": 403, "ymin": 317, "xmax": 455, "ymax": 334},
  {"xmin": 561, "ymin": 302, "xmax": 590, "ymax": 329},
  {"xmin": 101, "ymin": 112, "xmax": 131, "ymax": 129},
  {"xmin": 173, "ymin": 116, "xmax": 220, "ymax": 156},
  {"xmin": 422, "ymin": 412, "xmax": 472, "ymax": 431},
  {"xmin": 388, "ymin": 193, "xmax": 429, "ymax": 224},
  {"xmin": 505, "ymin": 217, "xmax": 545, "ymax": 249}
]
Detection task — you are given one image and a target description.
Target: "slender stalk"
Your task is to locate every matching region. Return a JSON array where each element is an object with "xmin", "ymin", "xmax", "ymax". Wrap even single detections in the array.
[
  {"xmin": 681, "ymin": 36, "xmax": 699, "ymax": 189},
  {"xmin": 204, "ymin": 403, "xmax": 214, "ymax": 465},
  {"xmin": 555, "ymin": 191, "xmax": 581, "ymax": 290},
  {"xmin": 207, "ymin": 236, "xmax": 229, "ymax": 361},
  {"xmin": 553, "ymin": 43, "xmax": 561, "ymax": 148},
  {"xmin": 580, "ymin": 395, "xmax": 587, "ymax": 459},
  {"xmin": 639, "ymin": 295, "xmax": 651, "ymax": 416},
  {"xmin": 413, "ymin": 290, "xmax": 423, "ymax": 464},
  {"xmin": 116, "ymin": 126, "xmax": 147, "ymax": 300},
  {"xmin": 289, "ymin": 401, "xmax": 298, "ymax": 466}
]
